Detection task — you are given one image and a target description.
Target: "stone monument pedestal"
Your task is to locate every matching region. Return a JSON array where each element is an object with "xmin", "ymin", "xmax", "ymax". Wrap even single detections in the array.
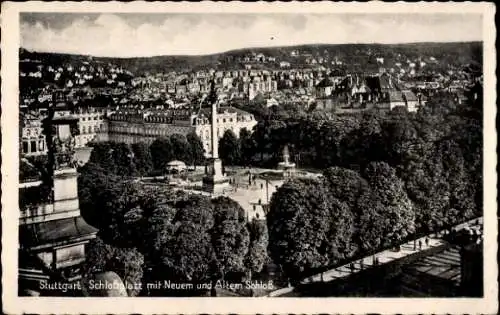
[
  {"xmin": 202, "ymin": 158, "xmax": 230, "ymax": 195},
  {"xmin": 53, "ymin": 168, "xmax": 80, "ymax": 213}
]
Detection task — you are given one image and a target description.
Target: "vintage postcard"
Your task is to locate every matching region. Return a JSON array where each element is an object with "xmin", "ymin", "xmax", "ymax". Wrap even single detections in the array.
[{"xmin": 1, "ymin": 1, "xmax": 497, "ymax": 314}]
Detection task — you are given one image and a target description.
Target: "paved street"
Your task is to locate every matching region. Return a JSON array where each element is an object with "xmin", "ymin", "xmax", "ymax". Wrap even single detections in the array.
[
  {"xmin": 301, "ymin": 236, "xmax": 445, "ymax": 285},
  {"xmin": 268, "ymin": 217, "xmax": 482, "ymax": 296}
]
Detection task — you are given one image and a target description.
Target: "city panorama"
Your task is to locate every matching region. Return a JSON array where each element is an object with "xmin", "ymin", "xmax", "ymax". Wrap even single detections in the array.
[{"xmin": 17, "ymin": 11, "xmax": 484, "ymax": 299}]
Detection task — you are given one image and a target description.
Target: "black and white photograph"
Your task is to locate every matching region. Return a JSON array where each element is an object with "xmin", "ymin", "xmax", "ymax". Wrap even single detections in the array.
[{"xmin": 1, "ymin": 2, "xmax": 497, "ymax": 314}]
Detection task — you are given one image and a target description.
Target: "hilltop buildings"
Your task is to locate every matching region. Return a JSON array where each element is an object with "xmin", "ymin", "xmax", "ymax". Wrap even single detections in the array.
[{"xmin": 19, "ymin": 44, "xmax": 481, "ymax": 160}]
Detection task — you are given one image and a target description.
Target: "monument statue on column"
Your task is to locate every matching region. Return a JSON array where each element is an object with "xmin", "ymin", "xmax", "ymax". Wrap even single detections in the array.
[{"xmin": 202, "ymin": 80, "xmax": 230, "ymax": 195}]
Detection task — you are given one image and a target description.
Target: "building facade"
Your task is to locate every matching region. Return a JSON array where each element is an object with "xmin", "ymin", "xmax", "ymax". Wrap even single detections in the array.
[
  {"xmin": 194, "ymin": 107, "xmax": 258, "ymax": 155},
  {"xmin": 107, "ymin": 106, "xmax": 258, "ymax": 157},
  {"xmin": 21, "ymin": 113, "xmax": 47, "ymax": 156},
  {"xmin": 73, "ymin": 108, "xmax": 108, "ymax": 147}
]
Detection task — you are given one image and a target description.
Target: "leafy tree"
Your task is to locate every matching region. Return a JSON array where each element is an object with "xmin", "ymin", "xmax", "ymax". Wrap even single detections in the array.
[
  {"xmin": 174, "ymin": 194, "xmax": 215, "ymax": 230},
  {"xmin": 112, "ymin": 142, "xmax": 137, "ymax": 177},
  {"xmin": 219, "ymin": 129, "xmax": 241, "ymax": 166},
  {"xmin": 170, "ymin": 133, "xmax": 191, "ymax": 163},
  {"xmin": 239, "ymin": 128, "xmax": 254, "ymax": 166},
  {"xmin": 357, "ymin": 162, "xmax": 416, "ymax": 252},
  {"xmin": 340, "ymin": 112, "xmax": 385, "ymax": 169},
  {"xmin": 131, "ymin": 142, "xmax": 153, "ymax": 176},
  {"xmin": 267, "ymin": 178, "xmax": 355, "ymax": 281},
  {"xmin": 323, "ymin": 166, "xmax": 370, "ymax": 212},
  {"xmin": 380, "ymin": 114, "xmax": 419, "ymax": 167},
  {"xmin": 251, "ymin": 120, "xmax": 272, "ymax": 161},
  {"xmin": 88, "ymin": 142, "xmax": 117, "ymax": 174},
  {"xmin": 140, "ymin": 203, "xmax": 177, "ymax": 254},
  {"xmin": 186, "ymin": 132, "xmax": 205, "ymax": 169},
  {"xmin": 245, "ymin": 219, "xmax": 269, "ymax": 280},
  {"xmin": 150, "ymin": 137, "xmax": 173, "ymax": 170},
  {"xmin": 434, "ymin": 139, "xmax": 476, "ymax": 224},
  {"xmin": 316, "ymin": 117, "xmax": 360, "ymax": 168},
  {"xmin": 78, "ymin": 162, "xmax": 141, "ymax": 244},
  {"xmin": 211, "ymin": 197, "xmax": 250, "ymax": 280},
  {"xmin": 83, "ymin": 237, "xmax": 144, "ymax": 296},
  {"xmin": 400, "ymin": 153, "xmax": 450, "ymax": 233},
  {"xmin": 158, "ymin": 222, "xmax": 215, "ymax": 284}
]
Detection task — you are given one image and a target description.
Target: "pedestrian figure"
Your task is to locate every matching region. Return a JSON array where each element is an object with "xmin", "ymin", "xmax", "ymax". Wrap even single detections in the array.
[
  {"xmin": 261, "ymin": 183, "xmax": 263, "ymax": 189},
  {"xmin": 360, "ymin": 260, "xmax": 364, "ymax": 270},
  {"xmin": 418, "ymin": 240, "xmax": 422, "ymax": 250},
  {"xmin": 258, "ymin": 199, "xmax": 261, "ymax": 205},
  {"xmin": 425, "ymin": 237, "xmax": 429, "ymax": 247},
  {"xmin": 413, "ymin": 239, "xmax": 416, "ymax": 251},
  {"xmin": 350, "ymin": 263, "xmax": 354, "ymax": 272}
]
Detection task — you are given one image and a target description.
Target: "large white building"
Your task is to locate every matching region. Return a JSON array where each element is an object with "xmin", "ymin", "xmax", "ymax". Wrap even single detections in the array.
[
  {"xmin": 73, "ymin": 108, "xmax": 108, "ymax": 147},
  {"xmin": 195, "ymin": 106, "xmax": 258, "ymax": 155},
  {"xmin": 107, "ymin": 106, "xmax": 257, "ymax": 157}
]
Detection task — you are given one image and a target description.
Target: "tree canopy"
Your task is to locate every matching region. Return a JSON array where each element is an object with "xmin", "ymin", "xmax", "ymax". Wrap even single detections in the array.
[
  {"xmin": 267, "ymin": 178, "xmax": 355, "ymax": 281},
  {"xmin": 219, "ymin": 129, "xmax": 241, "ymax": 166}
]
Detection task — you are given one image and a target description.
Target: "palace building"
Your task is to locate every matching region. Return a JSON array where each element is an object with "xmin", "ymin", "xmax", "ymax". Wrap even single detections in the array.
[{"xmin": 107, "ymin": 106, "xmax": 257, "ymax": 157}]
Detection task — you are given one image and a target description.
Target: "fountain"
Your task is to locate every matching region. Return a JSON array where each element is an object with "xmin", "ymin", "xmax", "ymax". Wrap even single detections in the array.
[{"xmin": 277, "ymin": 144, "xmax": 296, "ymax": 178}]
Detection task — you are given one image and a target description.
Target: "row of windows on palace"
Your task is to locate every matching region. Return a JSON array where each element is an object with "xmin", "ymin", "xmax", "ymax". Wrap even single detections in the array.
[
  {"xmin": 109, "ymin": 114, "xmax": 254, "ymax": 125},
  {"xmin": 21, "ymin": 110, "xmax": 256, "ymax": 155},
  {"xmin": 108, "ymin": 122, "xmax": 254, "ymax": 140},
  {"xmin": 80, "ymin": 115, "xmax": 104, "ymax": 121}
]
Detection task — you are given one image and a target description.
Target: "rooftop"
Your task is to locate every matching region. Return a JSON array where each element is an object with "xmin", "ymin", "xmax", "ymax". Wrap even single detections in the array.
[{"xmin": 403, "ymin": 247, "xmax": 462, "ymax": 286}]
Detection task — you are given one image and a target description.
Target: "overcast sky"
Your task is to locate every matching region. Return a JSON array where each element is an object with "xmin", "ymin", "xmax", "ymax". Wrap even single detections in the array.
[{"xmin": 20, "ymin": 13, "xmax": 483, "ymax": 57}]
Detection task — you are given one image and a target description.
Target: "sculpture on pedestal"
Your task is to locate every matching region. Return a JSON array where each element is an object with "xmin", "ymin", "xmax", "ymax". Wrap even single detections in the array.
[{"xmin": 18, "ymin": 95, "xmax": 98, "ymax": 296}]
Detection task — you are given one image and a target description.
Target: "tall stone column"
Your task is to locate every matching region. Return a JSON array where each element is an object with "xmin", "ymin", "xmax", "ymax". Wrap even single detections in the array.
[
  {"xmin": 211, "ymin": 99, "xmax": 218, "ymax": 158},
  {"xmin": 202, "ymin": 80, "xmax": 230, "ymax": 195}
]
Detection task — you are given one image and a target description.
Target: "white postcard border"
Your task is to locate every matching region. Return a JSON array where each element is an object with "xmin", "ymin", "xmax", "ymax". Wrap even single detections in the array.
[{"xmin": 2, "ymin": 2, "xmax": 497, "ymax": 314}]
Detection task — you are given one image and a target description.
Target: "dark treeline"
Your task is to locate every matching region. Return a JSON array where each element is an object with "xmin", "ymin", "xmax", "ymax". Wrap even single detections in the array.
[
  {"xmin": 78, "ymin": 173, "xmax": 269, "ymax": 296},
  {"xmin": 266, "ymin": 83, "xmax": 483, "ymax": 282},
  {"xmin": 83, "ymin": 131, "xmax": 205, "ymax": 178},
  {"xmin": 226, "ymin": 85, "xmax": 482, "ymax": 175}
]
